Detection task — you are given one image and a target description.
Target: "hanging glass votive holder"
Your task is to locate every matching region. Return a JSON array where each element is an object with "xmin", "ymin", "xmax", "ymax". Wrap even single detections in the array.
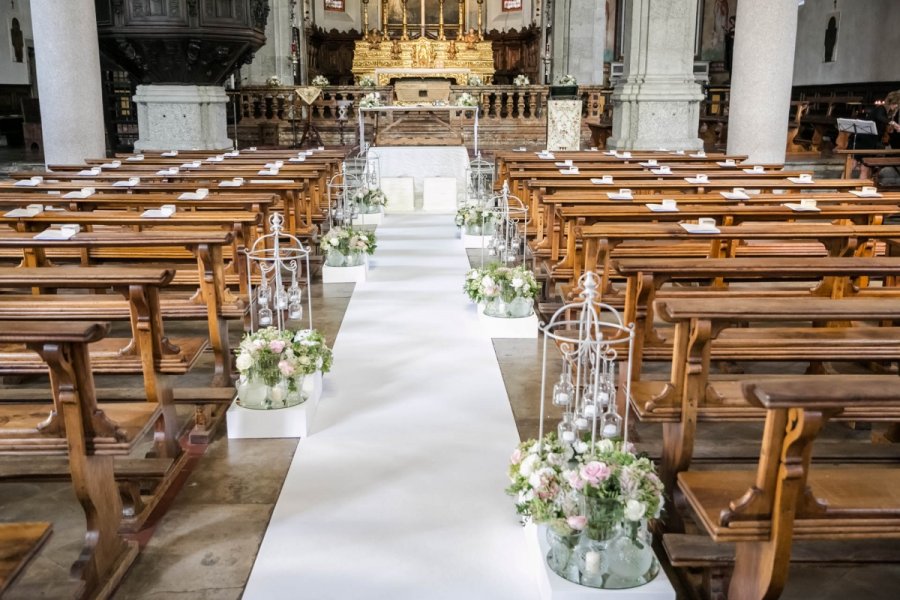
[
  {"xmin": 257, "ymin": 285, "xmax": 271, "ymax": 306},
  {"xmin": 552, "ymin": 373, "xmax": 575, "ymax": 407},
  {"xmin": 600, "ymin": 410, "xmax": 622, "ymax": 439},
  {"xmin": 557, "ymin": 413, "xmax": 577, "ymax": 444},
  {"xmin": 258, "ymin": 306, "xmax": 273, "ymax": 327},
  {"xmin": 275, "ymin": 288, "xmax": 289, "ymax": 310},
  {"xmin": 575, "ymin": 414, "xmax": 590, "ymax": 431},
  {"xmin": 288, "ymin": 301, "xmax": 303, "ymax": 320},
  {"xmin": 288, "ymin": 284, "xmax": 302, "ymax": 304}
]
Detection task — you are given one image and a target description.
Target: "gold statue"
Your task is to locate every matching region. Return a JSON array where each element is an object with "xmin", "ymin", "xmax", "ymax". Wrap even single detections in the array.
[
  {"xmin": 390, "ymin": 39, "xmax": 402, "ymax": 60},
  {"xmin": 447, "ymin": 40, "xmax": 458, "ymax": 60},
  {"xmin": 463, "ymin": 28, "xmax": 479, "ymax": 50},
  {"xmin": 366, "ymin": 29, "xmax": 384, "ymax": 49}
]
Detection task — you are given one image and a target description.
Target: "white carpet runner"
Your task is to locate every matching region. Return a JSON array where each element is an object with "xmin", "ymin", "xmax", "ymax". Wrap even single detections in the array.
[{"xmin": 243, "ymin": 214, "xmax": 538, "ymax": 599}]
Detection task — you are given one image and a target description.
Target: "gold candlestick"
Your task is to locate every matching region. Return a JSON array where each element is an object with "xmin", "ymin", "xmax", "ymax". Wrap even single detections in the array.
[
  {"xmin": 477, "ymin": 0, "xmax": 484, "ymax": 40},
  {"xmin": 382, "ymin": 0, "xmax": 388, "ymax": 36},
  {"xmin": 362, "ymin": 0, "xmax": 369, "ymax": 38},
  {"xmin": 401, "ymin": 0, "xmax": 409, "ymax": 40},
  {"xmin": 438, "ymin": 0, "xmax": 446, "ymax": 40},
  {"xmin": 458, "ymin": 0, "xmax": 465, "ymax": 38}
]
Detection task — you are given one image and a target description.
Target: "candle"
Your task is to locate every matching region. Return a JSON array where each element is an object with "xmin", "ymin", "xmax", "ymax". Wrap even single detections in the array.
[
  {"xmin": 583, "ymin": 404, "xmax": 597, "ymax": 417},
  {"xmin": 602, "ymin": 423, "xmax": 619, "ymax": 437},
  {"xmin": 598, "ymin": 391, "xmax": 610, "ymax": 406},
  {"xmin": 561, "ymin": 430, "xmax": 575, "ymax": 442},
  {"xmin": 575, "ymin": 417, "xmax": 589, "ymax": 430},
  {"xmin": 585, "ymin": 550, "xmax": 602, "ymax": 574},
  {"xmin": 555, "ymin": 392, "xmax": 570, "ymax": 405}
]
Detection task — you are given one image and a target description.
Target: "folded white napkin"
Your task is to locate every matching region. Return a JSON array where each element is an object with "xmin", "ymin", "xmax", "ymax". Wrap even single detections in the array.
[
  {"xmin": 113, "ymin": 177, "xmax": 141, "ymax": 187},
  {"xmin": 178, "ymin": 188, "xmax": 209, "ymax": 200},
  {"xmin": 181, "ymin": 161, "xmax": 201, "ymax": 169},
  {"xmin": 743, "ymin": 166, "xmax": 765, "ymax": 174},
  {"xmin": 258, "ymin": 168, "xmax": 280, "ymax": 175},
  {"xmin": 101, "ymin": 160, "xmax": 121, "ymax": 169},
  {"xmin": 5, "ymin": 204, "xmax": 44, "ymax": 218},
  {"xmin": 720, "ymin": 191, "xmax": 750, "ymax": 200},
  {"xmin": 126, "ymin": 155, "xmax": 145, "ymax": 162},
  {"xmin": 689, "ymin": 152, "xmax": 707, "ymax": 158},
  {"xmin": 248, "ymin": 147, "xmax": 258, "ymax": 152},
  {"xmin": 141, "ymin": 204, "xmax": 176, "ymax": 218},
  {"xmin": 264, "ymin": 161, "xmax": 285, "ymax": 169},
  {"xmin": 34, "ymin": 227, "xmax": 78, "ymax": 240},
  {"xmin": 651, "ymin": 167, "xmax": 672, "ymax": 175},
  {"xmin": 63, "ymin": 187, "xmax": 95, "ymax": 199},
  {"xmin": 616, "ymin": 152, "xmax": 632, "ymax": 159},
  {"xmin": 161, "ymin": 150, "xmax": 178, "ymax": 157},
  {"xmin": 206, "ymin": 155, "xmax": 225, "ymax": 162},
  {"xmin": 607, "ymin": 191, "xmax": 633, "ymax": 200},
  {"xmin": 850, "ymin": 189, "xmax": 882, "ymax": 198},
  {"xmin": 224, "ymin": 151, "xmax": 240, "ymax": 157},
  {"xmin": 289, "ymin": 156, "xmax": 306, "ymax": 163},
  {"xmin": 590, "ymin": 177, "xmax": 614, "ymax": 185},
  {"xmin": 680, "ymin": 222, "xmax": 720, "ymax": 234},
  {"xmin": 783, "ymin": 202, "xmax": 821, "ymax": 212},
  {"xmin": 156, "ymin": 168, "xmax": 179, "ymax": 175},
  {"xmin": 555, "ymin": 161, "xmax": 574, "ymax": 167},
  {"xmin": 559, "ymin": 168, "xmax": 580, "ymax": 175},
  {"xmin": 639, "ymin": 161, "xmax": 658, "ymax": 167},
  {"xmin": 219, "ymin": 179, "xmax": 244, "ymax": 187},
  {"xmin": 716, "ymin": 160, "xmax": 737, "ymax": 167},
  {"xmin": 685, "ymin": 176, "xmax": 709, "ymax": 184},
  {"xmin": 14, "ymin": 177, "xmax": 41, "ymax": 187},
  {"xmin": 78, "ymin": 167, "xmax": 101, "ymax": 176},
  {"xmin": 787, "ymin": 176, "xmax": 814, "ymax": 184},
  {"xmin": 646, "ymin": 203, "xmax": 679, "ymax": 213}
]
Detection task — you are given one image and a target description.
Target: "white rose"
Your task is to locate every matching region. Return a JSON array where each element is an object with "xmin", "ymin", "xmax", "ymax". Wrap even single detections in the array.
[
  {"xmin": 528, "ymin": 470, "xmax": 543, "ymax": 489},
  {"xmin": 235, "ymin": 352, "xmax": 252, "ymax": 372},
  {"xmin": 519, "ymin": 453, "xmax": 539, "ymax": 477},
  {"xmin": 624, "ymin": 499, "xmax": 646, "ymax": 522},
  {"xmin": 518, "ymin": 489, "xmax": 534, "ymax": 504},
  {"xmin": 597, "ymin": 438, "xmax": 614, "ymax": 453},
  {"xmin": 315, "ymin": 357, "xmax": 323, "ymax": 369},
  {"xmin": 511, "ymin": 277, "xmax": 524, "ymax": 289},
  {"xmin": 299, "ymin": 356, "xmax": 311, "ymax": 365},
  {"xmin": 573, "ymin": 440, "xmax": 589, "ymax": 455},
  {"xmin": 329, "ymin": 237, "xmax": 340, "ymax": 246}
]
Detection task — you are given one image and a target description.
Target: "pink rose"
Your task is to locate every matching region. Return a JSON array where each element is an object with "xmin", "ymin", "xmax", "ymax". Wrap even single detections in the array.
[
  {"xmin": 510, "ymin": 448, "xmax": 523, "ymax": 465},
  {"xmin": 278, "ymin": 360, "xmax": 295, "ymax": 376},
  {"xmin": 268, "ymin": 340, "xmax": 286, "ymax": 353},
  {"xmin": 566, "ymin": 515, "xmax": 587, "ymax": 531},
  {"xmin": 579, "ymin": 461, "xmax": 612, "ymax": 486},
  {"xmin": 566, "ymin": 470, "xmax": 585, "ymax": 491}
]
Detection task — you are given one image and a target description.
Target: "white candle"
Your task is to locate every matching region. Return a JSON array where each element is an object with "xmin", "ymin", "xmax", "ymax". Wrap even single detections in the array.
[
  {"xmin": 556, "ymin": 392, "xmax": 570, "ymax": 405},
  {"xmin": 583, "ymin": 404, "xmax": 597, "ymax": 417},
  {"xmin": 602, "ymin": 423, "xmax": 619, "ymax": 437},
  {"xmin": 562, "ymin": 430, "xmax": 575, "ymax": 442},
  {"xmin": 585, "ymin": 550, "xmax": 602, "ymax": 574},
  {"xmin": 575, "ymin": 417, "xmax": 589, "ymax": 429}
]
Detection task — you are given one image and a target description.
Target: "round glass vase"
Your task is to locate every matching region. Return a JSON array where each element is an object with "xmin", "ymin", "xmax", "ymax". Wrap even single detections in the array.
[
  {"xmin": 605, "ymin": 519, "xmax": 659, "ymax": 588},
  {"xmin": 573, "ymin": 496, "xmax": 623, "ymax": 588},
  {"xmin": 345, "ymin": 250, "xmax": 366, "ymax": 267},
  {"xmin": 482, "ymin": 296, "xmax": 511, "ymax": 318},
  {"xmin": 363, "ymin": 202, "xmax": 382, "ymax": 214},
  {"xmin": 508, "ymin": 296, "xmax": 534, "ymax": 318},
  {"xmin": 324, "ymin": 249, "xmax": 346, "ymax": 267},
  {"xmin": 545, "ymin": 524, "xmax": 581, "ymax": 581},
  {"xmin": 464, "ymin": 222, "xmax": 483, "ymax": 236},
  {"xmin": 236, "ymin": 375, "xmax": 307, "ymax": 410}
]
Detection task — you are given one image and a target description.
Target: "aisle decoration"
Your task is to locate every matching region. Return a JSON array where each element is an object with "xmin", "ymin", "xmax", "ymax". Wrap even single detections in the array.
[
  {"xmin": 353, "ymin": 187, "xmax": 388, "ymax": 214},
  {"xmin": 504, "ymin": 271, "xmax": 663, "ymax": 589},
  {"xmin": 464, "ymin": 263, "xmax": 538, "ymax": 318},
  {"xmin": 322, "ymin": 225, "xmax": 377, "ymax": 267},
  {"xmin": 235, "ymin": 328, "xmax": 333, "ymax": 409},
  {"xmin": 455, "ymin": 203, "xmax": 495, "ymax": 235}
]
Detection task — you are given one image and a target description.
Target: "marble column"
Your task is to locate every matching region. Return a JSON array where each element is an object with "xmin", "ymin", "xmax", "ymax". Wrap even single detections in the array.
[
  {"xmin": 552, "ymin": 0, "xmax": 606, "ymax": 85},
  {"xmin": 31, "ymin": 0, "xmax": 106, "ymax": 165},
  {"xmin": 608, "ymin": 0, "xmax": 704, "ymax": 151},
  {"xmin": 246, "ymin": 0, "xmax": 296, "ymax": 85},
  {"xmin": 727, "ymin": 0, "xmax": 798, "ymax": 164}
]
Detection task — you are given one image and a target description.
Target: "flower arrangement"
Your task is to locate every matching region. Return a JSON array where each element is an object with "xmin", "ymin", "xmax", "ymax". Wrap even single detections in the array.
[
  {"xmin": 557, "ymin": 74, "xmax": 578, "ymax": 86},
  {"xmin": 358, "ymin": 75, "xmax": 376, "ymax": 87},
  {"xmin": 235, "ymin": 327, "xmax": 333, "ymax": 385},
  {"xmin": 358, "ymin": 92, "xmax": 384, "ymax": 108},
  {"xmin": 513, "ymin": 74, "xmax": 530, "ymax": 86},
  {"xmin": 353, "ymin": 187, "xmax": 388, "ymax": 211},
  {"xmin": 454, "ymin": 204, "xmax": 494, "ymax": 228},
  {"xmin": 266, "ymin": 75, "xmax": 282, "ymax": 87},
  {"xmin": 467, "ymin": 74, "xmax": 484, "ymax": 86},
  {"xmin": 464, "ymin": 263, "xmax": 540, "ymax": 305},
  {"xmin": 455, "ymin": 92, "xmax": 479, "ymax": 107},
  {"xmin": 311, "ymin": 75, "xmax": 330, "ymax": 87},
  {"xmin": 322, "ymin": 225, "xmax": 378, "ymax": 257}
]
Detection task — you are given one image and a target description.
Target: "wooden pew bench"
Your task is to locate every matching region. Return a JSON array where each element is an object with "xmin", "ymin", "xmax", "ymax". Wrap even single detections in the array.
[
  {"xmin": 674, "ymin": 378, "xmax": 900, "ymax": 600},
  {"xmin": 0, "ymin": 522, "xmax": 52, "ymax": 596}
]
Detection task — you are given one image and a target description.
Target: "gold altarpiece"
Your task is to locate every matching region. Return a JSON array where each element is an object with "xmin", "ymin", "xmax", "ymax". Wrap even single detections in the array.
[{"xmin": 351, "ymin": 0, "xmax": 495, "ymax": 86}]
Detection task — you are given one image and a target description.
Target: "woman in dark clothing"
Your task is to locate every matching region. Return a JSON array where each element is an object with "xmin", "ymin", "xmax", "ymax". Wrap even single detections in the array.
[{"xmin": 851, "ymin": 92, "xmax": 900, "ymax": 179}]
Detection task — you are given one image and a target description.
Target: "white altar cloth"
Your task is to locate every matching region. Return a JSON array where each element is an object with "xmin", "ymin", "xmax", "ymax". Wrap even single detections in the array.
[{"xmin": 369, "ymin": 146, "xmax": 469, "ymax": 211}]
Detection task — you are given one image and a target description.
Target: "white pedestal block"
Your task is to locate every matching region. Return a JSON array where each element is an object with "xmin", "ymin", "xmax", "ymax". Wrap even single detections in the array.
[
  {"xmin": 524, "ymin": 523, "xmax": 676, "ymax": 600},
  {"xmin": 226, "ymin": 372, "xmax": 324, "ymax": 439},
  {"xmin": 353, "ymin": 211, "xmax": 384, "ymax": 226},
  {"xmin": 461, "ymin": 233, "xmax": 493, "ymax": 249},
  {"xmin": 381, "ymin": 177, "xmax": 416, "ymax": 213},
  {"xmin": 322, "ymin": 259, "xmax": 368, "ymax": 283},
  {"xmin": 133, "ymin": 84, "xmax": 232, "ymax": 152},
  {"xmin": 423, "ymin": 177, "xmax": 458, "ymax": 213},
  {"xmin": 476, "ymin": 304, "xmax": 539, "ymax": 338}
]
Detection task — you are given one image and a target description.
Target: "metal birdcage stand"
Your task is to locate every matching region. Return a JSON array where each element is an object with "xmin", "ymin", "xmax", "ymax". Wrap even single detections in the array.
[
  {"xmin": 245, "ymin": 213, "xmax": 313, "ymax": 332},
  {"xmin": 485, "ymin": 182, "xmax": 529, "ymax": 266},
  {"xmin": 464, "ymin": 151, "xmax": 495, "ymax": 207},
  {"xmin": 327, "ymin": 172, "xmax": 358, "ymax": 228},
  {"xmin": 538, "ymin": 272, "xmax": 635, "ymax": 449}
]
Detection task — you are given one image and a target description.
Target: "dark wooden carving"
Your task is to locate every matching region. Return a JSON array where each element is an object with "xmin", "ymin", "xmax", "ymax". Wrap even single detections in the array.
[
  {"xmin": 95, "ymin": 0, "xmax": 268, "ymax": 85},
  {"xmin": 485, "ymin": 25, "xmax": 540, "ymax": 85},
  {"xmin": 306, "ymin": 26, "xmax": 361, "ymax": 86}
]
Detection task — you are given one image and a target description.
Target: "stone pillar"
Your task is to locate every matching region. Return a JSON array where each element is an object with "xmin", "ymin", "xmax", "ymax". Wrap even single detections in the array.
[
  {"xmin": 133, "ymin": 85, "xmax": 231, "ymax": 152},
  {"xmin": 608, "ymin": 0, "xmax": 704, "ymax": 151},
  {"xmin": 31, "ymin": 0, "xmax": 106, "ymax": 165},
  {"xmin": 552, "ymin": 0, "xmax": 606, "ymax": 85},
  {"xmin": 727, "ymin": 0, "xmax": 798, "ymax": 164},
  {"xmin": 246, "ymin": 0, "xmax": 295, "ymax": 86}
]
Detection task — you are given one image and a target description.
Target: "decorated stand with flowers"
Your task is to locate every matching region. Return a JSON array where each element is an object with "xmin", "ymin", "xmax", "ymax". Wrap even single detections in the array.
[
  {"xmin": 464, "ymin": 263, "xmax": 540, "ymax": 338},
  {"xmin": 227, "ymin": 213, "xmax": 335, "ymax": 439},
  {"xmin": 505, "ymin": 271, "xmax": 674, "ymax": 595},
  {"xmin": 352, "ymin": 187, "xmax": 388, "ymax": 226},
  {"xmin": 321, "ymin": 225, "xmax": 377, "ymax": 283}
]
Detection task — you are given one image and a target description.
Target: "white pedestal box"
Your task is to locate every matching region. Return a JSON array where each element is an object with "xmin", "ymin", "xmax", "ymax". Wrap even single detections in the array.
[
  {"xmin": 461, "ymin": 233, "xmax": 492, "ymax": 249},
  {"xmin": 381, "ymin": 177, "xmax": 415, "ymax": 213},
  {"xmin": 352, "ymin": 211, "xmax": 383, "ymax": 226},
  {"xmin": 524, "ymin": 523, "xmax": 676, "ymax": 600},
  {"xmin": 226, "ymin": 371, "xmax": 324, "ymax": 439},
  {"xmin": 476, "ymin": 304, "xmax": 539, "ymax": 338},
  {"xmin": 322, "ymin": 257, "xmax": 369, "ymax": 283},
  {"xmin": 423, "ymin": 177, "xmax": 458, "ymax": 213}
]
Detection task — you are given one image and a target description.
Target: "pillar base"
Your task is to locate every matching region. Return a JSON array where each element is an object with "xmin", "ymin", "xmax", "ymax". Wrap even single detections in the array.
[
  {"xmin": 608, "ymin": 77, "xmax": 704, "ymax": 152},
  {"xmin": 133, "ymin": 85, "xmax": 232, "ymax": 152}
]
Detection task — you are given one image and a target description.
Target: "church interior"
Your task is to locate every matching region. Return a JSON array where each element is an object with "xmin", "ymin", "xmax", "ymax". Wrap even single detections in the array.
[{"xmin": 1, "ymin": 1, "xmax": 900, "ymax": 599}]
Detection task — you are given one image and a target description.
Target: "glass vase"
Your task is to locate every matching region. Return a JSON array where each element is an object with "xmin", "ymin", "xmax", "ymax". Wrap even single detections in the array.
[
  {"xmin": 325, "ymin": 249, "xmax": 346, "ymax": 267},
  {"xmin": 236, "ymin": 375, "xmax": 308, "ymax": 410},
  {"xmin": 465, "ymin": 222, "xmax": 483, "ymax": 236},
  {"xmin": 605, "ymin": 519, "xmax": 659, "ymax": 588},
  {"xmin": 363, "ymin": 202, "xmax": 381, "ymax": 214},
  {"xmin": 573, "ymin": 495, "xmax": 622, "ymax": 588},
  {"xmin": 345, "ymin": 251, "xmax": 366, "ymax": 267},
  {"xmin": 508, "ymin": 296, "xmax": 533, "ymax": 318},
  {"xmin": 545, "ymin": 524, "xmax": 580, "ymax": 580}
]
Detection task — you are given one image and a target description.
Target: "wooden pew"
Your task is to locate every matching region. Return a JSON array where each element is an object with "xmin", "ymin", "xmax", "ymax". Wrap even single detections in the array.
[
  {"xmin": 0, "ymin": 321, "xmax": 142, "ymax": 599},
  {"xmin": 674, "ymin": 377, "xmax": 900, "ymax": 600},
  {"xmin": 0, "ymin": 522, "xmax": 52, "ymax": 596}
]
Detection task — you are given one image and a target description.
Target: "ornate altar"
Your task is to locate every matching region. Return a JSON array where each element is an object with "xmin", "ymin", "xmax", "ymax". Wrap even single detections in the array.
[{"xmin": 352, "ymin": 36, "xmax": 495, "ymax": 87}]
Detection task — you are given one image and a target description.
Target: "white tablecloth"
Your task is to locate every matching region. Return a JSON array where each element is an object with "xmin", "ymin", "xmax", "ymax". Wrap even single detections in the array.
[{"xmin": 368, "ymin": 146, "xmax": 470, "ymax": 209}]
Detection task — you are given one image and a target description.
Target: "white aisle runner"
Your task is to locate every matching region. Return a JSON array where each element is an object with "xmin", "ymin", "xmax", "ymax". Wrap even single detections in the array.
[{"xmin": 243, "ymin": 214, "xmax": 538, "ymax": 600}]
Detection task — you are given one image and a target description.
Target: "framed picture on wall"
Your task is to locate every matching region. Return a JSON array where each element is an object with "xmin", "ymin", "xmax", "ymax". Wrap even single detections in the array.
[
  {"xmin": 325, "ymin": 0, "xmax": 345, "ymax": 12},
  {"xmin": 824, "ymin": 11, "xmax": 839, "ymax": 63},
  {"xmin": 502, "ymin": 0, "xmax": 523, "ymax": 12}
]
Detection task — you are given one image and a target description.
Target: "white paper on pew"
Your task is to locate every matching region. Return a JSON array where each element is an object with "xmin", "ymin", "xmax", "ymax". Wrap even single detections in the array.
[
  {"xmin": 264, "ymin": 161, "xmax": 285, "ymax": 168},
  {"xmin": 258, "ymin": 168, "xmax": 280, "ymax": 175},
  {"xmin": 671, "ymin": 150, "xmax": 686, "ymax": 155},
  {"xmin": 615, "ymin": 152, "xmax": 632, "ymax": 159},
  {"xmin": 536, "ymin": 153, "xmax": 555, "ymax": 160},
  {"xmin": 113, "ymin": 177, "xmax": 141, "ymax": 187},
  {"xmin": 787, "ymin": 176, "xmax": 815, "ymax": 184},
  {"xmin": 156, "ymin": 168, "xmax": 179, "ymax": 175},
  {"xmin": 161, "ymin": 150, "xmax": 178, "ymax": 157},
  {"xmin": 224, "ymin": 151, "xmax": 240, "ymax": 157},
  {"xmin": 679, "ymin": 222, "xmax": 720, "ymax": 234},
  {"xmin": 720, "ymin": 191, "xmax": 750, "ymax": 200},
  {"xmin": 645, "ymin": 203, "xmax": 679, "ymax": 212},
  {"xmin": 141, "ymin": 204, "xmax": 176, "ymax": 218},
  {"xmin": 5, "ymin": 205, "xmax": 44, "ymax": 217},
  {"xmin": 743, "ymin": 166, "xmax": 765, "ymax": 174},
  {"xmin": 63, "ymin": 188, "xmax": 96, "ymax": 199},
  {"xmin": 554, "ymin": 161, "xmax": 574, "ymax": 167},
  {"xmin": 248, "ymin": 147, "xmax": 258, "ymax": 151},
  {"xmin": 559, "ymin": 168, "xmax": 580, "ymax": 175},
  {"xmin": 685, "ymin": 176, "xmax": 709, "ymax": 184},
  {"xmin": 46, "ymin": 191, "xmax": 61, "ymax": 195},
  {"xmin": 288, "ymin": 157, "xmax": 306, "ymax": 162},
  {"xmin": 206, "ymin": 155, "xmax": 225, "ymax": 162},
  {"xmin": 219, "ymin": 179, "xmax": 244, "ymax": 187},
  {"xmin": 249, "ymin": 179, "xmax": 294, "ymax": 184},
  {"xmin": 716, "ymin": 160, "xmax": 737, "ymax": 167},
  {"xmin": 590, "ymin": 177, "xmax": 614, "ymax": 185},
  {"xmin": 78, "ymin": 167, "xmax": 101, "ymax": 176},
  {"xmin": 101, "ymin": 160, "xmax": 121, "ymax": 168},
  {"xmin": 317, "ymin": 146, "xmax": 325, "ymax": 151},
  {"xmin": 126, "ymin": 155, "xmax": 144, "ymax": 161},
  {"xmin": 607, "ymin": 192, "xmax": 633, "ymax": 200},
  {"xmin": 603, "ymin": 150, "xmax": 617, "ymax": 155},
  {"xmin": 181, "ymin": 161, "xmax": 202, "ymax": 169},
  {"xmin": 783, "ymin": 203, "xmax": 821, "ymax": 212},
  {"xmin": 178, "ymin": 188, "xmax": 209, "ymax": 200},
  {"xmin": 43, "ymin": 205, "xmax": 63, "ymax": 210},
  {"xmin": 639, "ymin": 161, "xmax": 659, "ymax": 167},
  {"xmin": 850, "ymin": 190, "xmax": 883, "ymax": 198},
  {"xmin": 14, "ymin": 178, "xmax": 39, "ymax": 187},
  {"xmin": 305, "ymin": 150, "xmax": 314, "ymax": 155},
  {"xmin": 514, "ymin": 147, "xmax": 527, "ymax": 151},
  {"xmin": 689, "ymin": 152, "xmax": 707, "ymax": 158},
  {"xmin": 34, "ymin": 227, "xmax": 77, "ymax": 240},
  {"xmin": 651, "ymin": 167, "xmax": 673, "ymax": 175}
]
